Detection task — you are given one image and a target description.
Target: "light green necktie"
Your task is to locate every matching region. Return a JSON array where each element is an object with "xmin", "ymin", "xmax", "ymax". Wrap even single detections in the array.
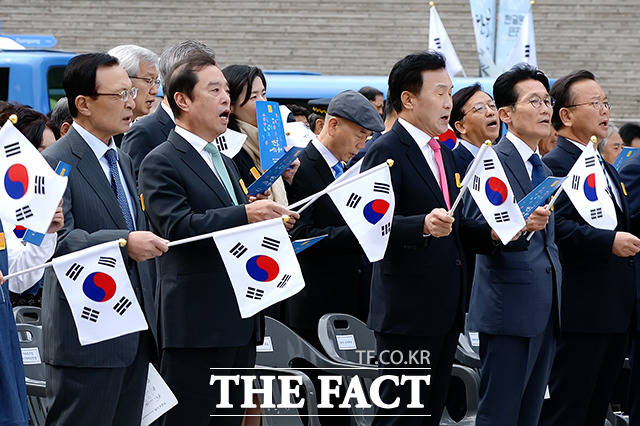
[{"xmin": 204, "ymin": 143, "xmax": 238, "ymax": 205}]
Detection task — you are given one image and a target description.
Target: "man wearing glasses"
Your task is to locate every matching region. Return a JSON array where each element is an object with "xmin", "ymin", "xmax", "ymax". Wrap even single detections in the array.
[
  {"xmin": 41, "ymin": 53, "xmax": 168, "ymax": 426},
  {"xmin": 540, "ymin": 70, "xmax": 640, "ymax": 426},
  {"xmin": 464, "ymin": 64, "xmax": 561, "ymax": 426}
]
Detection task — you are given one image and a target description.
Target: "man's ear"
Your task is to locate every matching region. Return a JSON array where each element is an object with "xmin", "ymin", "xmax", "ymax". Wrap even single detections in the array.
[
  {"xmin": 75, "ymin": 95, "xmax": 91, "ymax": 118},
  {"xmin": 174, "ymin": 92, "xmax": 190, "ymax": 114},
  {"xmin": 454, "ymin": 120, "xmax": 466, "ymax": 136},
  {"xmin": 558, "ymin": 107, "xmax": 573, "ymax": 128},
  {"xmin": 326, "ymin": 116, "xmax": 339, "ymax": 137},
  {"xmin": 400, "ymin": 91, "xmax": 414, "ymax": 112},
  {"xmin": 498, "ymin": 107, "xmax": 512, "ymax": 125}
]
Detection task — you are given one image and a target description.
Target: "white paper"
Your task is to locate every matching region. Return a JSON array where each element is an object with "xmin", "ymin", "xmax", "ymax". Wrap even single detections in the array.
[
  {"xmin": 256, "ymin": 336, "xmax": 273, "ymax": 353},
  {"xmin": 336, "ymin": 334, "xmax": 357, "ymax": 350},
  {"xmin": 284, "ymin": 121, "xmax": 318, "ymax": 148},
  {"xmin": 469, "ymin": 332, "xmax": 480, "ymax": 347},
  {"xmin": 21, "ymin": 347, "xmax": 41, "ymax": 365},
  {"xmin": 141, "ymin": 363, "xmax": 178, "ymax": 426}
]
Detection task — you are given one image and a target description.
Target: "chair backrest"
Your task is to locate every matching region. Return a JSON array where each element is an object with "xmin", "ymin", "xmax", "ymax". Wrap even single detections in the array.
[
  {"xmin": 13, "ymin": 306, "xmax": 42, "ymax": 326},
  {"xmin": 317, "ymin": 313, "xmax": 376, "ymax": 365},
  {"xmin": 16, "ymin": 323, "xmax": 45, "ymax": 382}
]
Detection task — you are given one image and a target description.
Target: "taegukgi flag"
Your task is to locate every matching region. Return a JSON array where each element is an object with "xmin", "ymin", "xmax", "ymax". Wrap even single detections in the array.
[
  {"xmin": 0, "ymin": 120, "xmax": 67, "ymax": 233},
  {"xmin": 327, "ymin": 161, "xmax": 395, "ymax": 262},
  {"xmin": 214, "ymin": 128, "xmax": 247, "ymax": 159},
  {"xmin": 212, "ymin": 218, "xmax": 305, "ymax": 319},
  {"xmin": 51, "ymin": 241, "xmax": 148, "ymax": 346},
  {"xmin": 560, "ymin": 142, "xmax": 617, "ymax": 230},
  {"xmin": 467, "ymin": 146, "xmax": 526, "ymax": 244},
  {"xmin": 428, "ymin": 4, "xmax": 465, "ymax": 77}
]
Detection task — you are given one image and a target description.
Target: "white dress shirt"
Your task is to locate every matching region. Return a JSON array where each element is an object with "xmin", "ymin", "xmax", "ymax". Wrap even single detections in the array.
[
  {"xmin": 311, "ymin": 138, "xmax": 342, "ymax": 178},
  {"xmin": 73, "ymin": 122, "xmax": 137, "ymax": 228},
  {"xmin": 174, "ymin": 125, "xmax": 223, "ymax": 183},
  {"xmin": 457, "ymin": 139, "xmax": 481, "ymax": 158},
  {"xmin": 398, "ymin": 118, "xmax": 441, "ymax": 186},
  {"xmin": 506, "ymin": 131, "xmax": 539, "ymax": 179}
]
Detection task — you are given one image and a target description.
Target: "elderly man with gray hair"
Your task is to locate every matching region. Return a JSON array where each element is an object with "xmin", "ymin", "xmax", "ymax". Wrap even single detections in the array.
[{"xmin": 121, "ymin": 40, "xmax": 215, "ymax": 178}]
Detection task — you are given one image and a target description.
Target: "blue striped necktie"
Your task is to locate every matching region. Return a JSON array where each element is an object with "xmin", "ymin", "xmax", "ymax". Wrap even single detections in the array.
[
  {"xmin": 528, "ymin": 153, "xmax": 545, "ymax": 188},
  {"xmin": 104, "ymin": 149, "xmax": 135, "ymax": 231}
]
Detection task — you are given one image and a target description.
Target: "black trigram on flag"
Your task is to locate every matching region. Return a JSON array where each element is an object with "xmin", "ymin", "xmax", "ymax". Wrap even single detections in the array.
[
  {"xmin": 373, "ymin": 182, "xmax": 391, "ymax": 194},
  {"xmin": 15, "ymin": 206, "xmax": 33, "ymax": 222},
  {"xmin": 230, "ymin": 242, "xmax": 248, "ymax": 258},
  {"xmin": 381, "ymin": 222, "xmax": 391, "ymax": 236},
  {"xmin": 483, "ymin": 159, "xmax": 495, "ymax": 170},
  {"xmin": 571, "ymin": 175, "xmax": 581, "ymax": 190},
  {"xmin": 34, "ymin": 176, "xmax": 45, "ymax": 195},
  {"xmin": 98, "ymin": 256, "xmax": 117, "ymax": 268},
  {"xmin": 277, "ymin": 274, "xmax": 291, "ymax": 288},
  {"xmin": 4, "ymin": 142, "xmax": 20, "ymax": 157},
  {"xmin": 585, "ymin": 156, "xmax": 596, "ymax": 168},
  {"xmin": 113, "ymin": 296, "xmax": 132, "ymax": 315},
  {"xmin": 473, "ymin": 175, "xmax": 481, "ymax": 191},
  {"xmin": 246, "ymin": 287, "xmax": 264, "ymax": 300},
  {"xmin": 590, "ymin": 208, "xmax": 603, "ymax": 219},
  {"xmin": 524, "ymin": 44, "xmax": 531, "ymax": 58},
  {"xmin": 214, "ymin": 135, "xmax": 228, "ymax": 151},
  {"xmin": 346, "ymin": 193, "xmax": 362, "ymax": 208},
  {"xmin": 261, "ymin": 237, "xmax": 280, "ymax": 251},
  {"xmin": 434, "ymin": 37, "xmax": 442, "ymax": 49},
  {"xmin": 494, "ymin": 211, "xmax": 510, "ymax": 223},
  {"xmin": 65, "ymin": 263, "xmax": 84, "ymax": 281},
  {"xmin": 81, "ymin": 307, "xmax": 99, "ymax": 322}
]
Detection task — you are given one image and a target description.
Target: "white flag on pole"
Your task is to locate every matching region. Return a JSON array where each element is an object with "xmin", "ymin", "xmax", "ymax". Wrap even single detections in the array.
[
  {"xmin": 214, "ymin": 129, "xmax": 247, "ymax": 159},
  {"xmin": 467, "ymin": 147, "xmax": 526, "ymax": 244},
  {"xmin": 0, "ymin": 121, "xmax": 67, "ymax": 233},
  {"xmin": 429, "ymin": 5, "xmax": 465, "ymax": 77},
  {"xmin": 51, "ymin": 241, "xmax": 148, "ymax": 346},
  {"xmin": 327, "ymin": 162, "xmax": 394, "ymax": 262},
  {"xmin": 560, "ymin": 142, "xmax": 617, "ymax": 230},
  {"xmin": 212, "ymin": 218, "xmax": 305, "ymax": 319},
  {"xmin": 504, "ymin": 6, "xmax": 537, "ymax": 70}
]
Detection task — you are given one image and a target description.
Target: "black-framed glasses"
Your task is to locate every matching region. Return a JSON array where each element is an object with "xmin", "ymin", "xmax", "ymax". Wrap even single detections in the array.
[
  {"xmin": 462, "ymin": 101, "xmax": 497, "ymax": 116},
  {"xmin": 95, "ymin": 87, "xmax": 138, "ymax": 102},
  {"xmin": 131, "ymin": 76, "xmax": 161, "ymax": 88},
  {"xmin": 516, "ymin": 95, "xmax": 555, "ymax": 109},
  {"xmin": 566, "ymin": 100, "xmax": 611, "ymax": 111}
]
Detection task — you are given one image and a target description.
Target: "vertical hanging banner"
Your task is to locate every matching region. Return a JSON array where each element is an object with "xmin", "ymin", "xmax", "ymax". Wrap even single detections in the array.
[
  {"xmin": 496, "ymin": 0, "xmax": 532, "ymax": 70},
  {"xmin": 428, "ymin": 3, "xmax": 466, "ymax": 77},
  {"xmin": 469, "ymin": 0, "xmax": 500, "ymax": 77},
  {"xmin": 256, "ymin": 101, "xmax": 287, "ymax": 171},
  {"xmin": 504, "ymin": 6, "xmax": 537, "ymax": 70}
]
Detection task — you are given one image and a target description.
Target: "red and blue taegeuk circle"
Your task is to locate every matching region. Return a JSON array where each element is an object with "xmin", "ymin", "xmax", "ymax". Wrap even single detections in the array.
[
  {"xmin": 4, "ymin": 164, "xmax": 29, "ymax": 199},
  {"xmin": 438, "ymin": 129, "xmax": 457, "ymax": 150},
  {"xmin": 583, "ymin": 173, "xmax": 598, "ymax": 202},
  {"xmin": 82, "ymin": 272, "xmax": 117, "ymax": 302},
  {"xmin": 485, "ymin": 177, "xmax": 508, "ymax": 206},
  {"xmin": 13, "ymin": 226, "xmax": 27, "ymax": 239},
  {"xmin": 363, "ymin": 199, "xmax": 390, "ymax": 225},
  {"xmin": 246, "ymin": 255, "xmax": 279, "ymax": 282}
]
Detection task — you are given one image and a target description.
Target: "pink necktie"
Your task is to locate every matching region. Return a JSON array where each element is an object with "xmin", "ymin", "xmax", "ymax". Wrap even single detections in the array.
[{"xmin": 427, "ymin": 138, "xmax": 451, "ymax": 210}]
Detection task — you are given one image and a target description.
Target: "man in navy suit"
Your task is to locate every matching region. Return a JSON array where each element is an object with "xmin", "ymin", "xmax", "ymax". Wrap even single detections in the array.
[
  {"xmin": 540, "ymin": 70, "xmax": 640, "ymax": 426},
  {"xmin": 362, "ymin": 51, "xmax": 495, "ymax": 425},
  {"xmin": 464, "ymin": 64, "xmax": 561, "ymax": 426}
]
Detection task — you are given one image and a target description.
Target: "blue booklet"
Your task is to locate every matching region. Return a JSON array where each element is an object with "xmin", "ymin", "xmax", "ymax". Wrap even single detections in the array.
[
  {"xmin": 256, "ymin": 101, "xmax": 288, "ymax": 170},
  {"xmin": 247, "ymin": 147, "xmax": 304, "ymax": 196},
  {"xmin": 292, "ymin": 235, "xmax": 328, "ymax": 254},
  {"xmin": 518, "ymin": 176, "xmax": 565, "ymax": 219},
  {"xmin": 613, "ymin": 147, "xmax": 639, "ymax": 170}
]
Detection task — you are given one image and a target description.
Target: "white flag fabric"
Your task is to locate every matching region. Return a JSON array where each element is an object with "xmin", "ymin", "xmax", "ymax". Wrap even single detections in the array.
[
  {"xmin": 51, "ymin": 241, "xmax": 148, "ymax": 346},
  {"xmin": 495, "ymin": 0, "xmax": 531, "ymax": 68},
  {"xmin": 467, "ymin": 147, "xmax": 526, "ymax": 244},
  {"xmin": 504, "ymin": 6, "xmax": 536, "ymax": 70},
  {"xmin": 428, "ymin": 5, "xmax": 465, "ymax": 77},
  {"xmin": 212, "ymin": 218, "xmax": 305, "ymax": 319},
  {"xmin": 469, "ymin": 0, "xmax": 501, "ymax": 77},
  {"xmin": 0, "ymin": 121, "xmax": 67, "ymax": 233},
  {"xmin": 327, "ymin": 162, "xmax": 394, "ymax": 262},
  {"xmin": 214, "ymin": 129, "xmax": 247, "ymax": 158},
  {"xmin": 560, "ymin": 143, "xmax": 617, "ymax": 230}
]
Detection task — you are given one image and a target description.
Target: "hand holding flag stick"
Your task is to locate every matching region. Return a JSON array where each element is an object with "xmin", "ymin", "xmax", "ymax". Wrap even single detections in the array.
[{"xmin": 448, "ymin": 140, "xmax": 492, "ymax": 216}]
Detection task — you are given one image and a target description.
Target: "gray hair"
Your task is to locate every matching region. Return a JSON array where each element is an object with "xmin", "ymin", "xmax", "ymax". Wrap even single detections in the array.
[
  {"xmin": 597, "ymin": 123, "xmax": 619, "ymax": 155},
  {"xmin": 50, "ymin": 97, "xmax": 72, "ymax": 129},
  {"xmin": 158, "ymin": 40, "xmax": 216, "ymax": 93},
  {"xmin": 107, "ymin": 44, "xmax": 158, "ymax": 77}
]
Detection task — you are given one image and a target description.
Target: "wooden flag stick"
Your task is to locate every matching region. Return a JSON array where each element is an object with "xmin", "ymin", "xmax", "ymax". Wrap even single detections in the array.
[{"xmin": 448, "ymin": 140, "xmax": 492, "ymax": 216}]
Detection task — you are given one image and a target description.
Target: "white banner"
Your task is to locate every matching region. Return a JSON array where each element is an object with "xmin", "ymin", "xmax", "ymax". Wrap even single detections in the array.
[
  {"xmin": 496, "ymin": 0, "xmax": 531, "ymax": 70},
  {"xmin": 469, "ymin": 0, "xmax": 500, "ymax": 77},
  {"xmin": 504, "ymin": 7, "xmax": 537, "ymax": 70}
]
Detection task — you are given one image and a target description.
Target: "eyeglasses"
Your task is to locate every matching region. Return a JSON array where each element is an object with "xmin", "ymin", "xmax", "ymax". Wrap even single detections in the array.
[
  {"xmin": 516, "ymin": 95, "xmax": 555, "ymax": 109},
  {"xmin": 95, "ymin": 87, "xmax": 138, "ymax": 102},
  {"xmin": 566, "ymin": 100, "xmax": 611, "ymax": 111},
  {"xmin": 130, "ymin": 76, "xmax": 161, "ymax": 88},
  {"xmin": 462, "ymin": 101, "xmax": 497, "ymax": 116}
]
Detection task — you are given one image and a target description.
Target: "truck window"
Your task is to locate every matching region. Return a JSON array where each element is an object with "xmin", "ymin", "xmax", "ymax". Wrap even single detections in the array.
[
  {"xmin": 48, "ymin": 66, "xmax": 65, "ymax": 110},
  {"xmin": 0, "ymin": 67, "xmax": 8, "ymax": 101}
]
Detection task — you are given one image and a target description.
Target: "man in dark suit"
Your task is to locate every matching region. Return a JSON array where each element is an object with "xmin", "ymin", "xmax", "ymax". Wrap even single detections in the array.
[
  {"xmin": 464, "ymin": 64, "xmax": 561, "ymax": 426},
  {"xmin": 284, "ymin": 90, "xmax": 384, "ymax": 348},
  {"xmin": 138, "ymin": 52, "xmax": 298, "ymax": 425},
  {"xmin": 361, "ymin": 52, "xmax": 495, "ymax": 425},
  {"xmin": 540, "ymin": 70, "xmax": 640, "ymax": 426},
  {"xmin": 41, "ymin": 53, "xmax": 169, "ymax": 426},
  {"xmin": 121, "ymin": 40, "xmax": 216, "ymax": 178}
]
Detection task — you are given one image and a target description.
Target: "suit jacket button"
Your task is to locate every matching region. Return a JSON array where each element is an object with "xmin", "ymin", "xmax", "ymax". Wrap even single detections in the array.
[
  {"xmin": 546, "ymin": 266, "xmax": 552, "ymax": 273},
  {"xmin": 455, "ymin": 259, "xmax": 462, "ymax": 266}
]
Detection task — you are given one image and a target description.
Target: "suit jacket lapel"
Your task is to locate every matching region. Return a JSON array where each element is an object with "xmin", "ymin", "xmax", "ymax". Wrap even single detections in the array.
[
  {"xmin": 119, "ymin": 154, "xmax": 144, "ymax": 229},
  {"xmin": 306, "ymin": 143, "xmax": 335, "ymax": 187},
  {"xmin": 496, "ymin": 136, "xmax": 532, "ymax": 198},
  {"xmin": 556, "ymin": 136, "xmax": 582, "ymax": 163}
]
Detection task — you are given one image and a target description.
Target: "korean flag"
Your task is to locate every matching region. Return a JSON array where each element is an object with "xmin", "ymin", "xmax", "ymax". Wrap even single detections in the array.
[
  {"xmin": 212, "ymin": 218, "xmax": 305, "ymax": 319},
  {"xmin": 0, "ymin": 121, "xmax": 67, "ymax": 233},
  {"xmin": 51, "ymin": 241, "xmax": 148, "ymax": 346}
]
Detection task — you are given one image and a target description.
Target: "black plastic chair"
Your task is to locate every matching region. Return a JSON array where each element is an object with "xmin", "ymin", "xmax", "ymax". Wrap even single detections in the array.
[
  {"xmin": 13, "ymin": 306, "xmax": 42, "ymax": 326},
  {"xmin": 17, "ymin": 323, "xmax": 47, "ymax": 426}
]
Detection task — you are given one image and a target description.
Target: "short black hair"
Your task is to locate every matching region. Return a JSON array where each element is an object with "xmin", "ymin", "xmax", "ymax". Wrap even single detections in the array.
[
  {"xmin": 50, "ymin": 97, "xmax": 73, "ymax": 130},
  {"xmin": 166, "ymin": 51, "xmax": 218, "ymax": 118},
  {"xmin": 222, "ymin": 65, "xmax": 266, "ymax": 131},
  {"xmin": 308, "ymin": 113, "xmax": 323, "ymax": 133},
  {"xmin": 287, "ymin": 104, "xmax": 310, "ymax": 118},
  {"xmin": 549, "ymin": 70, "xmax": 595, "ymax": 130},
  {"xmin": 493, "ymin": 63, "xmax": 550, "ymax": 110},
  {"xmin": 387, "ymin": 51, "xmax": 446, "ymax": 113},
  {"xmin": 383, "ymin": 98, "xmax": 395, "ymax": 119},
  {"xmin": 63, "ymin": 53, "xmax": 119, "ymax": 117},
  {"xmin": 358, "ymin": 86, "xmax": 383, "ymax": 101},
  {"xmin": 619, "ymin": 122, "xmax": 640, "ymax": 146},
  {"xmin": 450, "ymin": 83, "xmax": 484, "ymax": 137}
]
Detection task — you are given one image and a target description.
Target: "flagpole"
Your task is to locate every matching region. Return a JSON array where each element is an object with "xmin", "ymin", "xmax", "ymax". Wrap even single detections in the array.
[{"xmin": 448, "ymin": 140, "xmax": 491, "ymax": 216}]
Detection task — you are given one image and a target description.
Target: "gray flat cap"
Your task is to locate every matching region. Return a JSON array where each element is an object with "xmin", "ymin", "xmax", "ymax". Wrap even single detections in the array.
[{"xmin": 327, "ymin": 90, "xmax": 385, "ymax": 133}]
